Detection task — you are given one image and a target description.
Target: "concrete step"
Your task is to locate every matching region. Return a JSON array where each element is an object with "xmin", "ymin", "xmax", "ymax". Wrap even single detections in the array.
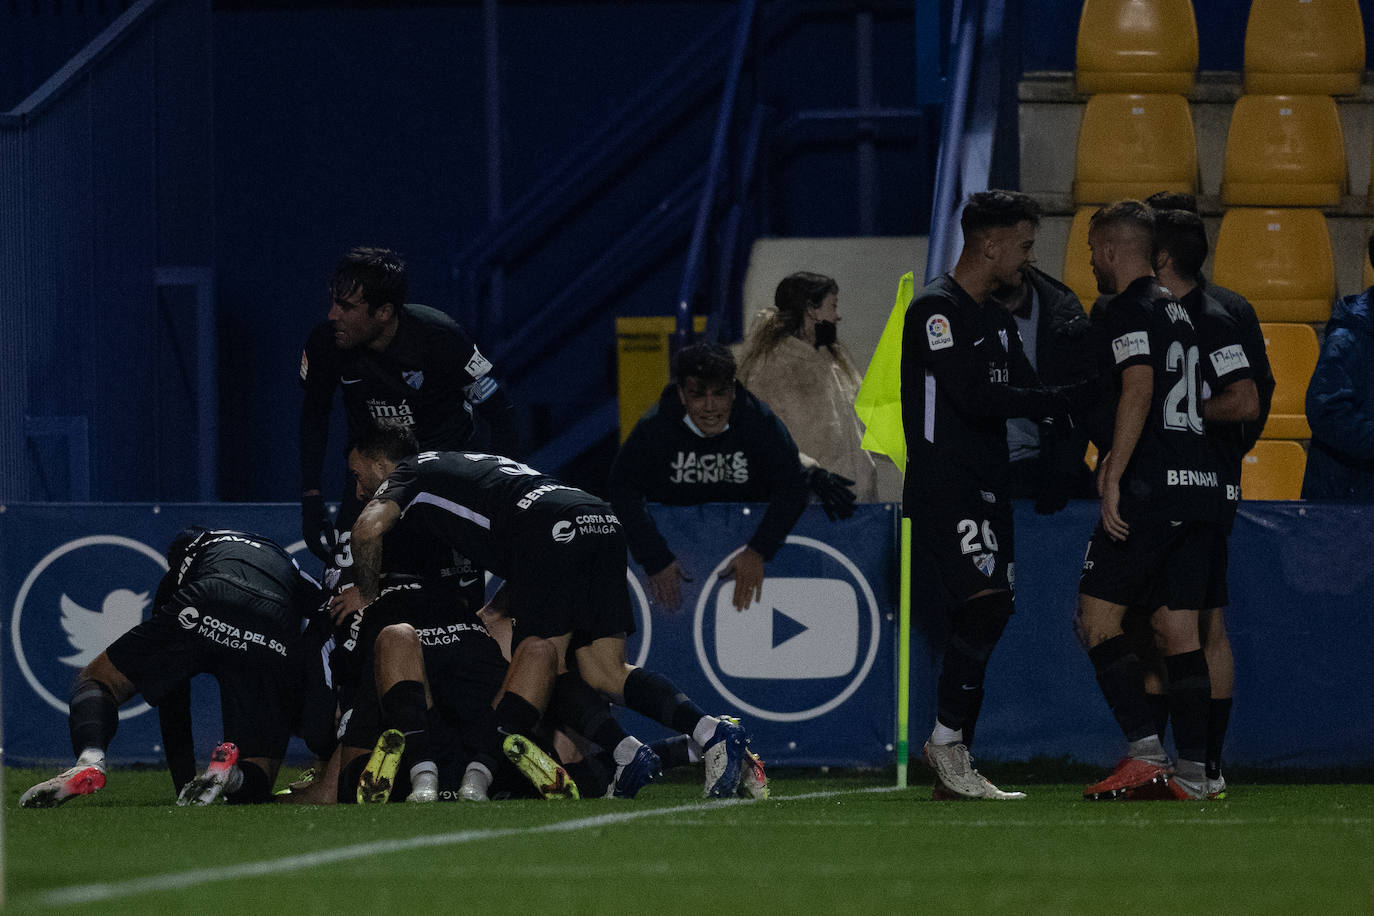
[{"xmin": 1021, "ymin": 71, "xmax": 1374, "ymax": 300}]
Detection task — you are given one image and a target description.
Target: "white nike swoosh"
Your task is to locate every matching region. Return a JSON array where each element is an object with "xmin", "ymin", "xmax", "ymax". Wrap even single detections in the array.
[
  {"xmin": 973, "ymin": 338, "xmax": 985, "ymax": 345},
  {"xmin": 458, "ymin": 576, "xmax": 479, "ymax": 587},
  {"xmin": 341, "ymin": 377, "xmax": 363, "ymax": 385}
]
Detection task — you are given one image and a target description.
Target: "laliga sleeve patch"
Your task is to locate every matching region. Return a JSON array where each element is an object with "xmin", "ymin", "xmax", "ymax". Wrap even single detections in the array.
[
  {"xmin": 1209, "ymin": 344, "xmax": 1249, "ymax": 377},
  {"xmin": 1111, "ymin": 331, "xmax": 1150, "ymax": 364},
  {"xmin": 465, "ymin": 348, "xmax": 493, "ymax": 379},
  {"xmin": 299, "ymin": 351, "xmax": 309, "ymax": 382},
  {"xmin": 926, "ymin": 314, "xmax": 954, "ymax": 351}
]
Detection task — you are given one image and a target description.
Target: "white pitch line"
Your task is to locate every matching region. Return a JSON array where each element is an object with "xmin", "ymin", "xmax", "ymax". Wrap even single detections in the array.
[{"xmin": 33, "ymin": 786, "xmax": 902, "ymax": 908}]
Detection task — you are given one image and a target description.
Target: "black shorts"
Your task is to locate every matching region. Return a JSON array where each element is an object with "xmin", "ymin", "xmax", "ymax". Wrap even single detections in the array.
[
  {"xmin": 1079, "ymin": 520, "xmax": 1215, "ymax": 612},
  {"xmin": 506, "ymin": 500, "xmax": 635, "ymax": 645},
  {"xmin": 340, "ymin": 583, "xmax": 506, "ymax": 752},
  {"xmin": 1203, "ymin": 527, "xmax": 1229, "ymax": 611},
  {"xmin": 105, "ymin": 603, "xmax": 298, "ymax": 760},
  {"xmin": 911, "ymin": 496, "xmax": 1015, "ymax": 602}
]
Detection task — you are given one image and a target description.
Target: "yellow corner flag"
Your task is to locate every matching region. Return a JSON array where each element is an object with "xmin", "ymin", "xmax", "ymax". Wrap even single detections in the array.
[{"xmin": 854, "ymin": 271, "xmax": 914, "ymax": 472}]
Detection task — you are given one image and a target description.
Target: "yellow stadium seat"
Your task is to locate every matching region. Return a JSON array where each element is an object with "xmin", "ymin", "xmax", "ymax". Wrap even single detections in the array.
[
  {"xmin": 1259, "ymin": 322, "xmax": 1320, "ymax": 439},
  {"xmin": 1244, "ymin": 0, "xmax": 1366, "ymax": 95},
  {"xmin": 1240, "ymin": 440, "xmax": 1308, "ymax": 499},
  {"xmin": 1221, "ymin": 95, "xmax": 1346, "ymax": 207},
  {"xmin": 1076, "ymin": 0, "xmax": 1199, "ymax": 94},
  {"xmin": 1063, "ymin": 207, "xmax": 1101, "ymax": 308},
  {"xmin": 1073, "ymin": 93, "xmax": 1197, "ymax": 204},
  {"xmin": 1211, "ymin": 208, "xmax": 1335, "ymax": 323}
]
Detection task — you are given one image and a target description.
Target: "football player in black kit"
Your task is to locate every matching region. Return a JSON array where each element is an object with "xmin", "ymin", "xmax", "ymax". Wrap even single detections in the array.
[
  {"xmin": 1077, "ymin": 201, "xmax": 1222, "ymax": 801},
  {"xmin": 332, "ymin": 425, "xmax": 755, "ymax": 800},
  {"xmin": 1140, "ymin": 207, "xmax": 1267, "ymax": 798},
  {"xmin": 20, "ymin": 528, "xmax": 323, "ymax": 808},
  {"xmin": 1144, "ymin": 193, "xmax": 1274, "ymax": 797},
  {"xmin": 901, "ymin": 190, "xmax": 1079, "ymax": 800},
  {"xmin": 298, "ymin": 246, "xmax": 515, "ymax": 584}
]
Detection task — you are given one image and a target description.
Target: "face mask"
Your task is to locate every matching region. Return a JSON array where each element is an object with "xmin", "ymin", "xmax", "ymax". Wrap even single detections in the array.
[{"xmin": 813, "ymin": 319, "xmax": 837, "ymax": 349}]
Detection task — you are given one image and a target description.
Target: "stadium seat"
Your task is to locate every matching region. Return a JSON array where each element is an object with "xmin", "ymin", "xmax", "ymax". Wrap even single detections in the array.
[
  {"xmin": 1211, "ymin": 208, "xmax": 1335, "ymax": 323},
  {"xmin": 1259, "ymin": 322, "xmax": 1320, "ymax": 439},
  {"xmin": 1073, "ymin": 93, "xmax": 1197, "ymax": 204},
  {"xmin": 1063, "ymin": 207, "xmax": 1101, "ymax": 308},
  {"xmin": 1244, "ymin": 0, "xmax": 1366, "ymax": 95},
  {"xmin": 1240, "ymin": 439, "xmax": 1308, "ymax": 499},
  {"xmin": 1076, "ymin": 0, "xmax": 1199, "ymax": 94},
  {"xmin": 1221, "ymin": 95, "xmax": 1346, "ymax": 207}
]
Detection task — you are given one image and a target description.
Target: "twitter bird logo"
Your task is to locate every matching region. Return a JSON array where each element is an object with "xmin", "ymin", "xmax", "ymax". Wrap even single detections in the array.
[{"xmin": 59, "ymin": 589, "xmax": 149, "ymax": 667}]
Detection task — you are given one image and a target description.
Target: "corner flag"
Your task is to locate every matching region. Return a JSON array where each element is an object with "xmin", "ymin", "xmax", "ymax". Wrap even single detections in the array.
[{"xmin": 854, "ymin": 271, "xmax": 914, "ymax": 472}]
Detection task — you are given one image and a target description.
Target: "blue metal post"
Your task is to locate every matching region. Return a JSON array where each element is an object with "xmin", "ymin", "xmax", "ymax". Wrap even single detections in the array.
[{"xmin": 674, "ymin": 0, "xmax": 757, "ymax": 347}]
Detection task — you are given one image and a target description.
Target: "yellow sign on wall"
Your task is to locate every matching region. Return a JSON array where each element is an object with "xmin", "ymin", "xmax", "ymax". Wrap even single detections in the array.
[{"xmin": 615, "ymin": 316, "xmax": 707, "ymax": 442}]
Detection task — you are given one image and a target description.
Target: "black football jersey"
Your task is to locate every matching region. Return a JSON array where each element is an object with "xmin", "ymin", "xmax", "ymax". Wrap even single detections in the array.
[
  {"xmin": 901, "ymin": 274, "xmax": 1053, "ymax": 504},
  {"xmin": 1099, "ymin": 276, "xmax": 1219, "ymax": 524},
  {"xmin": 1182, "ymin": 288, "xmax": 1255, "ymax": 525},
  {"xmin": 299, "ymin": 304, "xmax": 497, "ymax": 491},
  {"xmin": 370, "ymin": 451, "xmax": 601, "ymax": 578}
]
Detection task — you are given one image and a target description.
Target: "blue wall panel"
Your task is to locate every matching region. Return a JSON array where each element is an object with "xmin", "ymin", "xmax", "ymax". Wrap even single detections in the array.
[{"xmin": 4, "ymin": 500, "xmax": 1372, "ymax": 773}]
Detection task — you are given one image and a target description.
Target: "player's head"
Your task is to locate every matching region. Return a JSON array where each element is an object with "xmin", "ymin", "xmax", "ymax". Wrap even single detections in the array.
[
  {"xmin": 328, "ymin": 247, "xmax": 406, "ymax": 350},
  {"xmin": 959, "ymin": 190, "xmax": 1041, "ymax": 290},
  {"xmin": 166, "ymin": 526, "xmax": 208, "ymax": 576},
  {"xmin": 1152, "ymin": 208, "xmax": 1209, "ymax": 287},
  {"xmin": 1144, "ymin": 191, "xmax": 1199, "ymax": 214},
  {"xmin": 1088, "ymin": 200, "xmax": 1156, "ymax": 295},
  {"xmin": 674, "ymin": 342, "xmax": 736, "ymax": 437},
  {"xmin": 348, "ymin": 423, "xmax": 418, "ymax": 500},
  {"xmin": 774, "ymin": 271, "xmax": 840, "ymax": 340}
]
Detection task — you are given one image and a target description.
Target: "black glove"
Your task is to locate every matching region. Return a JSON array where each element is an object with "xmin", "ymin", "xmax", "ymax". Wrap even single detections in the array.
[
  {"xmin": 808, "ymin": 467, "xmax": 857, "ymax": 521},
  {"xmin": 301, "ymin": 491, "xmax": 337, "ymax": 564}
]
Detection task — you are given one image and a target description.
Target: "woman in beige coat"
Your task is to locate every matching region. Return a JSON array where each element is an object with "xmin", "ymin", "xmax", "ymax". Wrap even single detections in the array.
[{"xmin": 734, "ymin": 271, "xmax": 903, "ymax": 504}]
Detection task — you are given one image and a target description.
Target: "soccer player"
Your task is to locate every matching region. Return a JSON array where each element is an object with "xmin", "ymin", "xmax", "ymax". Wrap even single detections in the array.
[
  {"xmin": 298, "ymin": 247, "xmax": 513, "ymax": 583},
  {"xmin": 332, "ymin": 425, "xmax": 754, "ymax": 799},
  {"xmin": 20, "ymin": 528, "xmax": 322, "ymax": 808},
  {"xmin": 1143, "ymin": 208, "xmax": 1266, "ymax": 797},
  {"xmin": 1077, "ymin": 201, "xmax": 1221, "ymax": 801},
  {"xmin": 901, "ymin": 189, "xmax": 1077, "ymax": 800},
  {"xmin": 1143, "ymin": 192, "xmax": 1274, "ymax": 795}
]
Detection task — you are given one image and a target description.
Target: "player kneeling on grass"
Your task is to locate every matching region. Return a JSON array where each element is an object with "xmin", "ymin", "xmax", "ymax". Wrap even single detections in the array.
[{"xmin": 20, "ymin": 527, "xmax": 323, "ymax": 808}]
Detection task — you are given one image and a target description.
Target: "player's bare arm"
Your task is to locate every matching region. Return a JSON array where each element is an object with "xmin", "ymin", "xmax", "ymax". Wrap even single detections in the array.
[
  {"xmin": 1101, "ymin": 365, "xmax": 1152, "ymax": 541},
  {"xmin": 329, "ymin": 498, "xmax": 400, "ymax": 623},
  {"xmin": 1203, "ymin": 377, "xmax": 1259, "ymax": 423}
]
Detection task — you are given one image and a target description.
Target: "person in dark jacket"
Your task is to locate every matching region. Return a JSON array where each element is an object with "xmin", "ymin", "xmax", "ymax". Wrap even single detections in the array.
[
  {"xmin": 998, "ymin": 265, "xmax": 1098, "ymax": 513},
  {"xmin": 608, "ymin": 342, "xmax": 809, "ymax": 612},
  {"xmin": 1303, "ymin": 236, "xmax": 1374, "ymax": 501}
]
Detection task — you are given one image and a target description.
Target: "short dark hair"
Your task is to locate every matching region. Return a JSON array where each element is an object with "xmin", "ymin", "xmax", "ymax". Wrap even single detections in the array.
[
  {"xmin": 1153, "ymin": 209, "xmax": 1209, "ymax": 283},
  {"xmin": 673, "ymin": 342, "xmax": 736, "ymax": 387},
  {"xmin": 1089, "ymin": 200, "xmax": 1156, "ymax": 259},
  {"xmin": 959, "ymin": 190, "xmax": 1042, "ymax": 239},
  {"xmin": 331, "ymin": 247, "xmax": 407, "ymax": 313},
  {"xmin": 349, "ymin": 422, "xmax": 418, "ymax": 462},
  {"xmin": 1144, "ymin": 191, "xmax": 1199, "ymax": 214}
]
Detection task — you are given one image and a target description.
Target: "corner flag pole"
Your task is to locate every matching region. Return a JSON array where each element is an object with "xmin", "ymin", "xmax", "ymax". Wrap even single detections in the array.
[{"xmin": 897, "ymin": 517, "xmax": 911, "ymax": 789}]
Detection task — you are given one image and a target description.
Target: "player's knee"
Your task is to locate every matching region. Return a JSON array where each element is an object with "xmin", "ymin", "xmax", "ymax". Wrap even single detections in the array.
[
  {"xmin": 78, "ymin": 654, "xmax": 135, "ymax": 705},
  {"xmin": 375, "ymin": 623, "xmax": 419, "ymax": 654},
  {"xmin": 952, "ymin": 590, "xmax": 1013, "ymax": 654},
  {"xmin": 511, "ymin": 635, "xmax": 558, "ymax": 675},
  {"xmin": 1151, "ymin": 610, "xmax": 1201, "ymax": 655}
]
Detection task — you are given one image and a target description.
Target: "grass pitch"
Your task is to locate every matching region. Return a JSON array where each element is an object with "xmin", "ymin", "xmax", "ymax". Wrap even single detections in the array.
[{"xmin": 5, "ymin": 767, "xmax": 1373, "ymax": 915}]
